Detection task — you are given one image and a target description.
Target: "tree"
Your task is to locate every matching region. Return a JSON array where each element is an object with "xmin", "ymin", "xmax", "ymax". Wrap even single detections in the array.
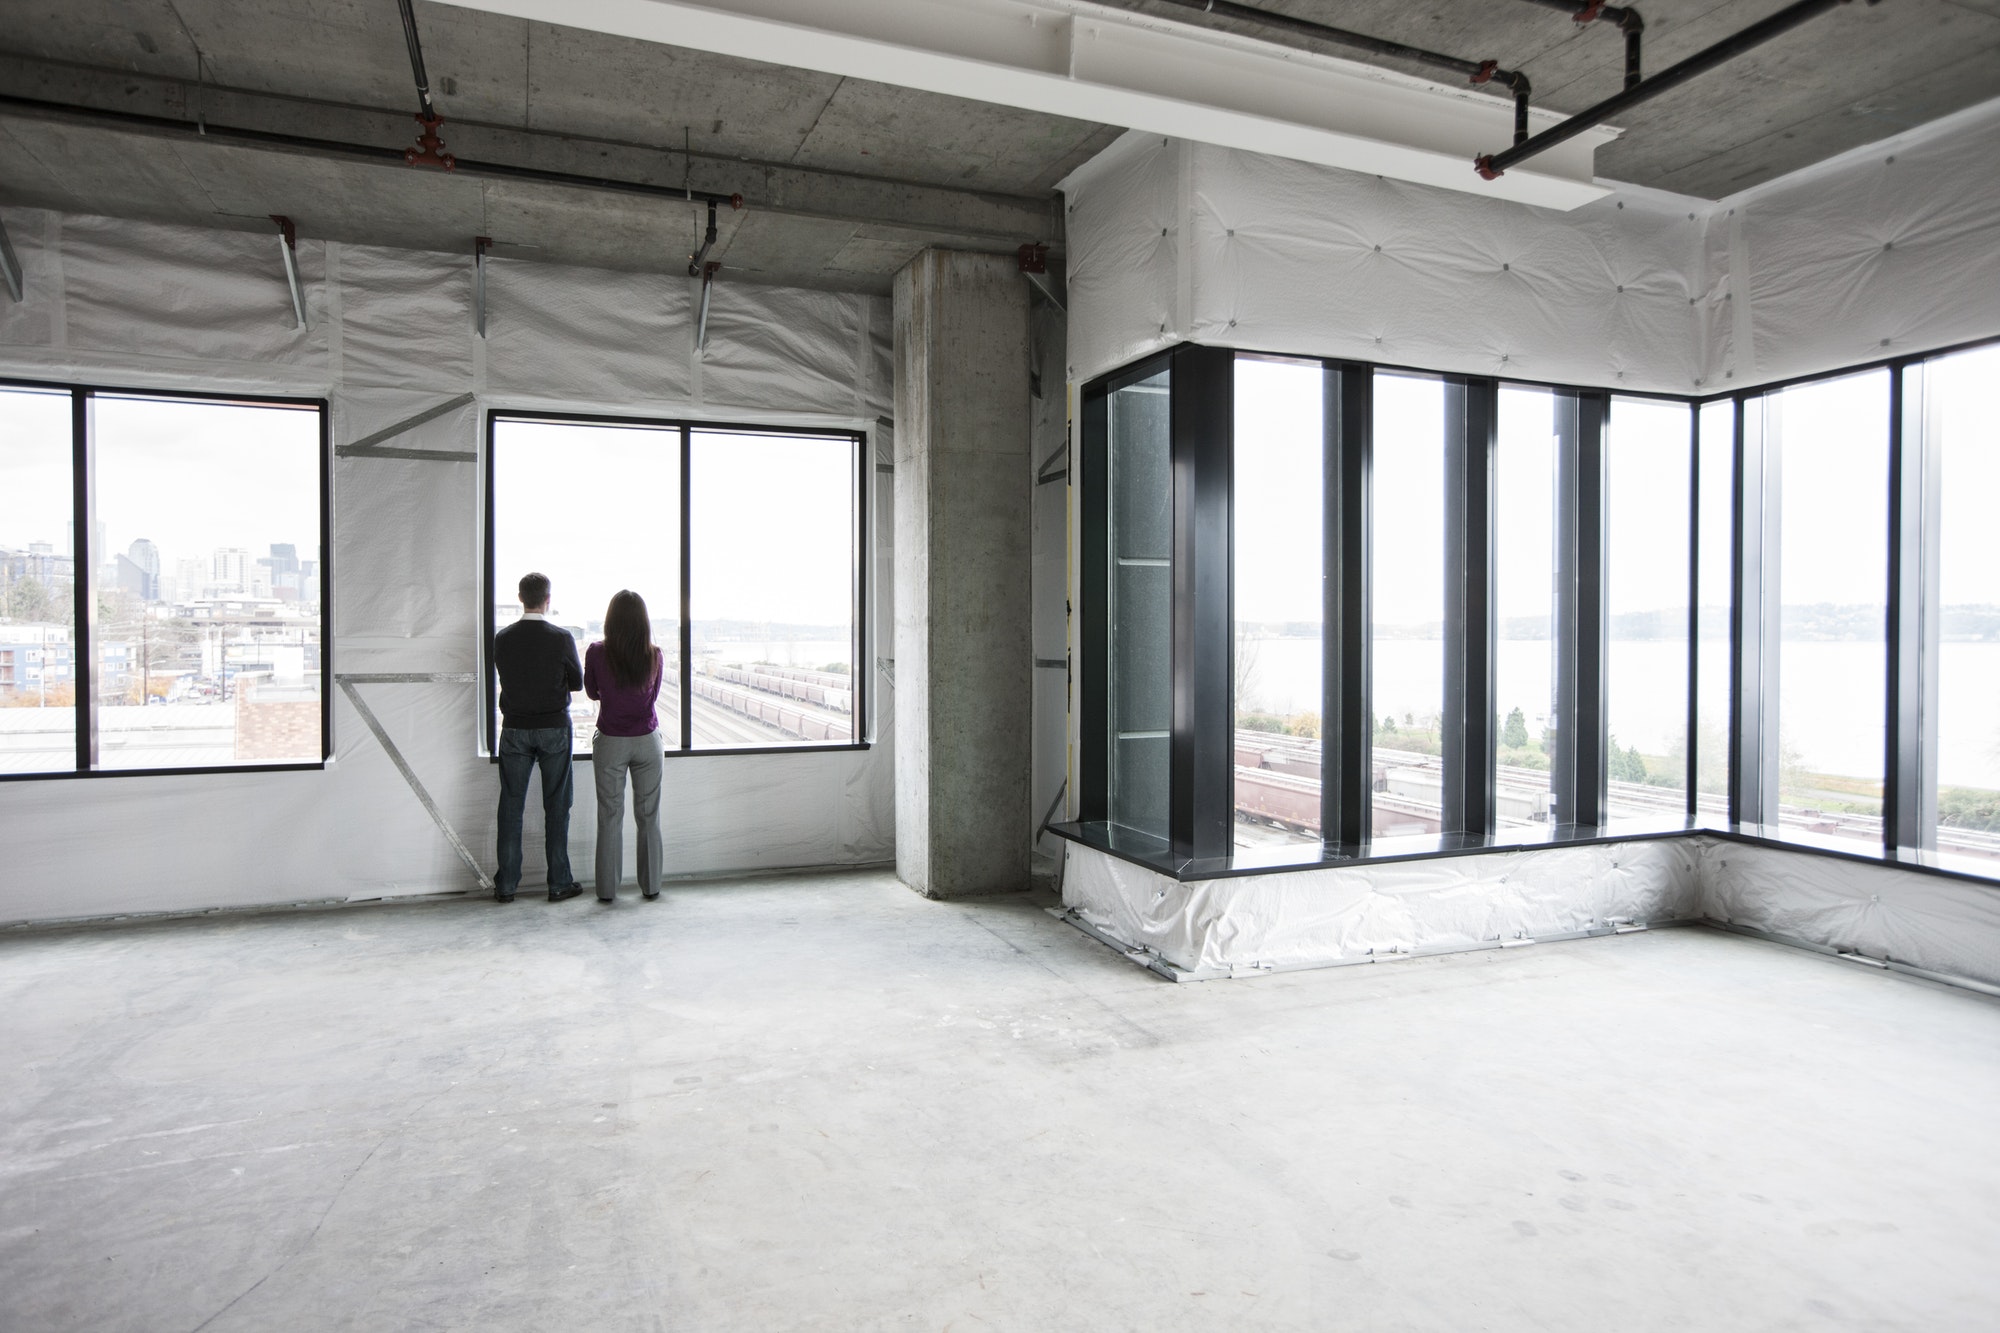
[
  {"xmin": 1501, "ymin": 706, "xmax": 1529, "ymax": 749},
  {"xmin": 3, "ymin": 575, "xmax": 54, "ymax": 623}
]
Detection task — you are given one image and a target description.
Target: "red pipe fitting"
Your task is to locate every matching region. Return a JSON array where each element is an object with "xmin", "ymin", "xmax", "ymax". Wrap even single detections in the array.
[
  {"xmin": 1473, "ymin": 154, "xmax": 1505, "ymax": 181},
  {"xmin": 1470, "ymin": 59, "xmax": 1499, "ymax": 84}
]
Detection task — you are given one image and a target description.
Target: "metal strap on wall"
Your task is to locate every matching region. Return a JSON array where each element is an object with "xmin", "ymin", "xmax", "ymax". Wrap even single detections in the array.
[
  {"xmin": 0, "ymin": 216, "xmax": 23, "ymax": 303},
  {"xmin": 336, "ymin": 673, "xmax": 492, "ymax": 891},
  {"xmin": 336, "ymin": 392, "xmax": 477, "ymax": 461}
]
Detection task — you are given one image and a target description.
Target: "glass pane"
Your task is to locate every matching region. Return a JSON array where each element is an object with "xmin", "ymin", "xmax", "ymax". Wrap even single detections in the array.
[
  {"xmin": 1694, "ymin": 401, "xmax": 1734, "ymax": 823},
  {"xmin": 1106, "ymin": 369, "xmax": 1172, "ymax": 839},
  {"xmin": 90, "ymin": 395, "xmax": 323, "ymax": 769},
  {"xmin": 1771, "ymin": 370, "xmax": 1888, "ymax": 844},
  {"xmin": 492, "ymin": 419, "xmax": 682, "ymax": 751},
  {"xmin": 1371, "ymin": 372, "xmax": 1445, "ymax": 837},
  {"xmin": 1606, "ymin": 397, "xmax": 1692, "ymax": 820},
  {"xmin": 1930, "ymin": 345, "xmax": 2000, "ymax": 868},
  {"xmin": 1231, "ymin": 357, "xmax": 1322, "ymax": 852},
  {"xmin": 1495, "ymin": 385, "xmax": 1555, "ymax": 828},
  {"xmin": 0, "ymin": 388, "xmax": 76, "ymax": 774},
  {"xmin": 689, "ymin": 430, "xmax": 855, "ymax": 749}
]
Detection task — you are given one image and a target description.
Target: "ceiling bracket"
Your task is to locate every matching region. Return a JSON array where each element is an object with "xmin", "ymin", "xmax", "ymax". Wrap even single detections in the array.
[
  {"xmin": 0, "ymin": 216, "xmax": 22, "ymax": 303},
  {"xmin": 270, "ymin": 214, "xmax": 306, "ymax": 329}
]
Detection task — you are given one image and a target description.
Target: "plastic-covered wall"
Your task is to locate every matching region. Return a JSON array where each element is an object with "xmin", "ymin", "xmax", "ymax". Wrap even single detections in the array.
[
  {"xmin": 1064, "ymin": 97, "xmax": 2000, "ymax": 394},
  {"xmin": 1697, "ymin": 841, "xmax": 2000, "ymax": 993},
  {"xmin": 0, "ymin": 207, "xmax": 895, "ymax": 926},
  {"xmin": 1061, "ymin": 840, "xmax": 1702, "ymax": 978}
]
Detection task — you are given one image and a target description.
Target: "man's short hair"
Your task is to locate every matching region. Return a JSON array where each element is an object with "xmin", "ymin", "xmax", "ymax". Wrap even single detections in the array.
[{"xmin": 518, "ymin": 572, "xmax": 551, "ymax": 609}]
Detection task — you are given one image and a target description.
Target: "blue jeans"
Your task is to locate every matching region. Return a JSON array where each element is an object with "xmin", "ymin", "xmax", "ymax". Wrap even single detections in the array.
[{"xmin": 496, "ymin": 725, "xmax": 577, "ymax": 894}]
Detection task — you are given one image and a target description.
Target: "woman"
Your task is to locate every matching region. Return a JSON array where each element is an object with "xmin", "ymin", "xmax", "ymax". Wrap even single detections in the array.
[{"xmin": 584, "ymin": 590, "xmax": 665, "ymax": 903}]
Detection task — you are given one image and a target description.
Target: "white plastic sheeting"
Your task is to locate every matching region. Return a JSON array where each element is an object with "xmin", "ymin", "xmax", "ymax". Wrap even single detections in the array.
[
  {"xmin": 1062, "ymin": 839, "xmax": 1700, "ymax": 977},
  {"xmin": 0, "ymin": 206, "xmax": 894, "ymax": 926},
  {"xmin": 1697, "ymin": 840, "xmax": 2000, "ymax": 993},
  {"xmin": 1064, "ymin": 96, "xmax": 2000, "ymax": 395}
]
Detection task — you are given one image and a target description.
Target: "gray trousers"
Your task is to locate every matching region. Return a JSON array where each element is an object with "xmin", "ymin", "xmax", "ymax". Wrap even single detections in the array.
[{"xmin": 591, "ymin": 728, "xmax": 664, "ymax": 899}]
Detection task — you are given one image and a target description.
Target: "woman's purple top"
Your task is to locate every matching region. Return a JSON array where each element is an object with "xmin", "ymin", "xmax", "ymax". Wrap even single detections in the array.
[{"xmin": 583, "ymin": 642, "xmax": 662, "ymax": 737}]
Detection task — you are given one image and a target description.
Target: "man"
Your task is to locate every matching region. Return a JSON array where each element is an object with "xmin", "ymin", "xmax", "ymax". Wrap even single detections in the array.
[{"xmin": 492, "ymin": 571, "xmax": 585, "ymax": 903}]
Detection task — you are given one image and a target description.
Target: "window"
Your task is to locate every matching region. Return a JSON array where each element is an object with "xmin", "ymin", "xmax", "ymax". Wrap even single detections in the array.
[
  {"xmin": 1768, "ymin": 369, "xmax": 1890, "ymax": 845},
  {"xmin": 689, "ymin": 430, "xmax": 858, "ymax": 749},
  {"xmin": 1494, "ymin": 385, "xmax": 1557, "ymax": 826},
  {"xmin": 1231, "ymin": 356, "xmax": 1323, "ymax": 851},
  {"xmin": 486, "ymin": 413, "xmax": 864, "ymax": 757},
  {"xmin": 490, "ymin": 417, "xmax": 682, "ymax": 750},
  {"xmin": 1605, "ymin": 397, "xmax": 1692, "ymax": 819},
  {"xmin": 1370, "ymin": 372, "xmax": 1446, "ymax": 837},
  {"xmin": 0, "ymin": 388, "xmax": 75, "ymax": 774},
  {"xmin": 0, "ymin": 382, "xmax": 327, "ymax": 779},
  {"xmin": 1693, "ymin": 400, "xmax": 1734, "ymax": 821},
  {"xmin": 1928, "ymin": 345, "xmax": 2000, "ymax": 867}
]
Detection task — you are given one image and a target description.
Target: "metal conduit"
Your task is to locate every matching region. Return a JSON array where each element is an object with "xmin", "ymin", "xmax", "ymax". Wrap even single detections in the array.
[
  {"xmin": 396, "ymin": 0, "xmax": 438, "ymax": 120},
  {"xmin": 0, "ymin": 93, "xmax": 746, "ymax": 210},
  {"xmin": 1475, "ymin": 0, "xmax": 1859, "ymax": 179},
  {"xmin": 1515, "ymin": 0, "xmax": 1647, "ymax": 90}
]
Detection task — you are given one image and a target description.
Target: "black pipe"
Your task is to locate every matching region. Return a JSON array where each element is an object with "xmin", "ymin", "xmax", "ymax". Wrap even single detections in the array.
[
  {"xmin": 1476, "ymin": 0, "xmax": 1853, "ymax": 179},
  {"xmin": 396, "ymin": 0, "xmax": 435, "ymax": 120},
  {"xmin": 1624, "ymin": 14, "xmax": 1645, "ymax": 90},
  {"xmin": 0, "ymin": 92, "xmax": 747, "ymax": 209},
  {"xmin": 1149, "ymin": 0, "xmax": 1528, "ymax": 92},
  {"xmin": 688, "ymin": 198, "xmax": 719, "ymax": 276},
  {"xmin": 1512, "ymin": 75, "xmax": 1532, "ymax": 146}
]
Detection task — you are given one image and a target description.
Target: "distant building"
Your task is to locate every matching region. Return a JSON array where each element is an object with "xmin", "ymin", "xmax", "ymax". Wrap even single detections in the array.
[
  {"xmin": 120, "ymin": 538, "xmax": 161, "ymax": 601},
  {"xmin": 211, "ymin": 547, "xmax": 250, "ymax": 595}
]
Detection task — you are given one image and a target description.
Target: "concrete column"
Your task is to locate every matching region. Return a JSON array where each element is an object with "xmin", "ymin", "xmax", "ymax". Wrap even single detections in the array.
[{"xmin": 893, "ymin": 250, "xmax": 1033, "ymax": 898}]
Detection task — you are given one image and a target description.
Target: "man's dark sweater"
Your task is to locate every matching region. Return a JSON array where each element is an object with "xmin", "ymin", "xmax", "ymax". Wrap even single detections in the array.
[{"xmin": 493, "ymin": 616, "xmax": 583, "ymax": 730}]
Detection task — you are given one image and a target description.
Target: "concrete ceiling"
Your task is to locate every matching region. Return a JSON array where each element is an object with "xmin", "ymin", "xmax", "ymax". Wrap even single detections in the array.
[{"xmin": 0, "ymin": 0, "xmax": 1992, "ymax": 292}]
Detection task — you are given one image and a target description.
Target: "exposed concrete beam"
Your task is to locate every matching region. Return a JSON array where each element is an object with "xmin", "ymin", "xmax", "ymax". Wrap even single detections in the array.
[
  {"xmin": 0, "ymin": 54, "xmax": 1056, "ymax": 251},
  {"xmin": 444, "ymin": 0, "xmax": 1618, "ymax": 209}
]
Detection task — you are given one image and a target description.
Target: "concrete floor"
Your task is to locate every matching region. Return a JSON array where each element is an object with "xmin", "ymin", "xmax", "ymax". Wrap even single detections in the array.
[{"xmin": 3, "ymin": 872, "xmax": 1998, "ymax": 1332}]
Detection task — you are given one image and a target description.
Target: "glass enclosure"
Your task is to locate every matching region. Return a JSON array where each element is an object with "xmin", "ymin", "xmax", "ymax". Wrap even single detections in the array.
[
  {"xmin": 1769, "ymin": 369, "xmax": 1890, "ymax": 844},
  {"xmin": 1928, "ymin": 344, "xmax": 2000, "ymax": 868},
  {"xmin": 1694, "ymin": 400, "xmax": 1734, "ymax": 821},
  {"xmin": 1105, "ymin": 368, "xmax": 1172, "ymax": 840},
  {"xmin": 1369, "ymin": 372, "xmax": 1447, "ymax": 837},
  {"xmin": 1230, "ymin": 356, "xmax": 1324, "ymax": 851},
  {"xmin": 1494, "ymin": 384, "xmax": 1557, "ymax": 828},
  {"xmin": 1605, "ymin": 397, "xmax": 1692, "ymax": 819}
]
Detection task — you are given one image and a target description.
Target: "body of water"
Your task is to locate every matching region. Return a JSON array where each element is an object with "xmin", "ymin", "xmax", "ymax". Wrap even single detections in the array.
[{"xmin": 1240, "ymin": 636, "xmax": 2000, "ymax": 790}]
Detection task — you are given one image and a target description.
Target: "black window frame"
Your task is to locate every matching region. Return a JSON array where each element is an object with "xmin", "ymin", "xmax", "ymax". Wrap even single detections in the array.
[
  {"xmin": 482, "ymin": 407, "xmax": 870, "ymax": 762},
  {"xmin": 1065, "ymin": 331, "xmax": 2000, "ymax": 885},
  {"xmin": 0, "ymin": 374, "xmax": 332, "ymax": 782}
]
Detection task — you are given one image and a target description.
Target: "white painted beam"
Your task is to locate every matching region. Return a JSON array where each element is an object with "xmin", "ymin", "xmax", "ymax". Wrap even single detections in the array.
[{"xmin": 442, "ymin": 0, "xmax": 1617, "ymax": 210}]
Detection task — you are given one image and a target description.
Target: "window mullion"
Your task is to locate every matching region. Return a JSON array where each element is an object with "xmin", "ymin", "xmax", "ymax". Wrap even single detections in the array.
[
  {"xmin": 1323, "ymin": 362, "xmax": 1372, "ymax": 849},
  {"xmin": 1441, "ymin": 376, "xmax": 1497, "ymax": 836},
  {"xmin": 72, "ymin": 390, "xmax": 97, "ymax": 772},
  {"xmin": 679, "ymin": 424, "xmax": 693, "ymax": 753},
  {"xmin": 1885, "ymin": 361, "xmax": 1940, "ymax": 852}
]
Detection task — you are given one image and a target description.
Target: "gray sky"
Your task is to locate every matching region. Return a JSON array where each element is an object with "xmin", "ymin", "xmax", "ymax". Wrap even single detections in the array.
[
  {"xmin": 1775, "ymin": 368, "xmax": 1888, "ymax": 607},
  {"xmin": 1232, "ymin": 357, "xmax": 1321, "ymax": 624},
  {"xmin": 0, "ymin": 389, "xmax": 320, "ymax": 572},
  {"xmin": 492, "ymin": 419, "xmax": 854, "ymax": 632}
]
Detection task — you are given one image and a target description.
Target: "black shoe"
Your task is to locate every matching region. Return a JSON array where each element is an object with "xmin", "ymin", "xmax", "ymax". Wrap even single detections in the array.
[
  {"xmin": 494, "ymin": 891, "xmax": 516, "ymax": 903},
  {"xmin": 548, "ymin": 883, "xmax": 583, "ymax": 902},
  {"xmin": 597, "ymin": 893, "xmax": 615, "ymax": 904},
  {"xmin": 642, "ymin": 891, "xmax": 660, "ymax": 901}
]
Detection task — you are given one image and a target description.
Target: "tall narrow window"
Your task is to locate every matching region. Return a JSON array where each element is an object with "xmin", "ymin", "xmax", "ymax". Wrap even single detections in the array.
[
  {"xmin": 1104, "ymin": 368, "xmax": 1173, "ymax": 840},
  {"xmin": 1370, "ymin": 372, "xmax": 1446, "ymax": 836},
  {"xmin": 0, "ymin": 388, "xmax": 76, "ymax": 774},
  {"xmin": 1605, "ymin": 397, "xmax": 1692, "ymax": 819},
  {"xmin": 90, "ymin": 394, "xmax": 323, "ymax": 769},
  {"xmin": 689, "ymin": 429, "xmax": 857, "ymax": 749},
  {"xmin": 1494, "ymin": 384, "xmax": 1556, "ymax": 827},
  {"xmin": 1694, "ymin": 400, "xmax": 1734, "ymax": 822},
  {"xmin": 1769, "ymin": 370, "xmax": 1889, "ymax": 845},
  {"xmin": 490, "ymin": 417, "xmax": 682, "ymax": 752},
  {"xmin": 1231, "ymin": 356, "xmax": 1324, "ymax": 851},
  {"xmin": 1929, "ymin": 344, "xmax": 2000, "ymax": 867}
]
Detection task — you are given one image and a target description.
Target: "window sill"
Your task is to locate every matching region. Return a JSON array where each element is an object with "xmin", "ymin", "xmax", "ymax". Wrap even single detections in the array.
[
  {"xmin": 0, "ymin": 761, "xmax": 328, "ymax": 783},
  {"xmin": 482, "ymin": 741, "xmax": 873, "ymax": 763},
  {"xmin": 1048, "ymin": 817, "xmax": 2000, "ymax": 890}
]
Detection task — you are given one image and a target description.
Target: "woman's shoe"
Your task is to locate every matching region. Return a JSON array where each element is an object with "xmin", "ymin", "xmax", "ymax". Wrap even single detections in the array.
[{"xmin": 642, "ymin": 891, "xmax": 660, "ymax": 901}]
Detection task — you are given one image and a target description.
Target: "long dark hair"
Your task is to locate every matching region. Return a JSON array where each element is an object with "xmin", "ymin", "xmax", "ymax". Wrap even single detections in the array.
[{"xmin": 602, "ymin": 590, "xmax": 659, "ymax": 688}]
